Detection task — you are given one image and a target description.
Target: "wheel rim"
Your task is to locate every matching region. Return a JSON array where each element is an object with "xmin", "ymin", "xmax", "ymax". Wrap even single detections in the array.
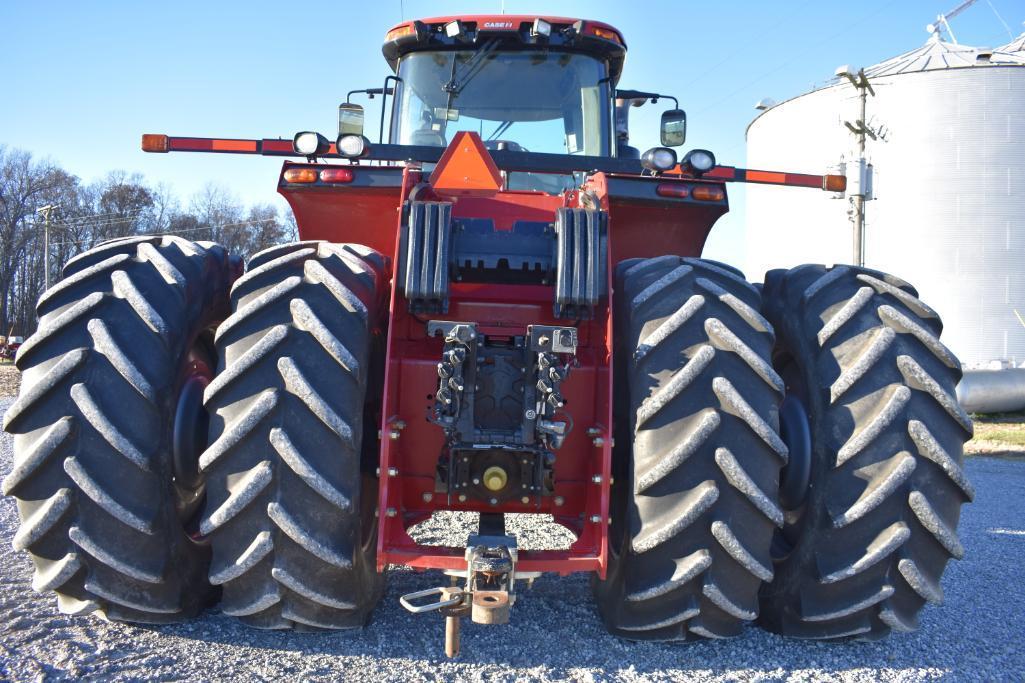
[
  {"xmin": 771, "ymin": 351, "xmax": 814, "ymax": 561},
  {"xmin": 778, "ymin": 394, "xmax": 811, "ymax": 510},
  {"xmin": 172, "ymin": 339, "xmax": 214, "ymax": 534}
]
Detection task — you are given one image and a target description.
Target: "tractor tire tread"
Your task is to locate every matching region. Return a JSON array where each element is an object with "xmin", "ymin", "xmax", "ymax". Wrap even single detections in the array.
[
  {"xmin": 593, "ymin": 256, "xmax": 784, "ymax": 640},
  {"xmin": 758, "ymin": 264, "xmax": 972, "ymax": 641},
  {"xmin": 4, "ymin": 236, "xmax": 231, "ymax": 623},
  {"xmin": 201, "ymin": 241, "xmax": 387, "ymax": 630}
]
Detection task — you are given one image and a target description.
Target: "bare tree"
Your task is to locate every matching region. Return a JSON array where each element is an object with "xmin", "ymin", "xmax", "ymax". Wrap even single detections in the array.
[
  {"xmin": 95, "ymin": 171, "xmax": 155, "ymax": 241},
  {"xmin": 189, "ymin": 184, "xmax": 286, "ymax": 257},
  {"xmin": 0, "ymin": 146, "xmax": 59, "ymax": 334},
  {"xmin": 0, "ymin": 146, "xmax": 297, "ymax": 337}
]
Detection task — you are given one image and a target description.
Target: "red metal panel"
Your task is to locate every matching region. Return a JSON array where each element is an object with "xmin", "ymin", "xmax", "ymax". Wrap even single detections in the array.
[
  {"xmin": 375, "ymin": 180, "xmax": 612, "ymax": 576},
  {"xmin": 584, "ymin": 173, "xmax": 726, "ymax": 262},
  {"xmin": 278, "ymin": 166, "xmax": 402, "ymax": 256}
]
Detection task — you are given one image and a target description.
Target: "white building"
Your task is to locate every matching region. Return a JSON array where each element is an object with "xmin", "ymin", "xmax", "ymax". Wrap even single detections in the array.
[{"xmin": 744, "ymin": 34, "xmax": 1025, "ymax": 368}]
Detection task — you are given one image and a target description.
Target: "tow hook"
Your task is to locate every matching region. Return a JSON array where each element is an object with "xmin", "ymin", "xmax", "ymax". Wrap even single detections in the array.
[{"xmin": 399, "ymin": 534, "xmax": 538, "ymax": 657}]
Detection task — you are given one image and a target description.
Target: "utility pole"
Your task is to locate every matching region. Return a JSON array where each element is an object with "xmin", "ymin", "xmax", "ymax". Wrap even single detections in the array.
[
  {"xmin": 36, "ymin": 205, "xmax": 57, "ymax": 290},
  {"xmin": 836, "ymin": 66, "xmax": 876, "ymax": 267}
]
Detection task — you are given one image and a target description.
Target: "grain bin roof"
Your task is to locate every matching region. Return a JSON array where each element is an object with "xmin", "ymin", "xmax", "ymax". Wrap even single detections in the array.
[
  {"xmin": 991, "ymin": 32, "xmax": 1025, "ymax": 64},
  {"xmin": 862, "ymin": 36, "xmax": 982, "ymax": 77}
]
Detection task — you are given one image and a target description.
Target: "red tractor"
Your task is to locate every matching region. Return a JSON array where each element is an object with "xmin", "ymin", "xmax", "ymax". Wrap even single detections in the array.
[{"xmin": 5, "ymin": 15, "xmax": 972, "ymax": 653}]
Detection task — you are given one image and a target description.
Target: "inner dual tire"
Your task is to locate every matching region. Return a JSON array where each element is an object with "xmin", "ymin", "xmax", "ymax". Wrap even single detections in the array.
[
  {"xmin": 198, "ymin": 241, "xmax": 388, "ymax": 630},
  {"xmin": 594, "ymin": 257, "xmax": 787, "ymax": 640}
]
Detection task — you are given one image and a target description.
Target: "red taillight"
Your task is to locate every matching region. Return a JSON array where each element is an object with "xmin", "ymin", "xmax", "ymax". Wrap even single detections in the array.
[
  {"xmin": 692, "ymin": 185, "xmax": 725, "ymax": 202},
  {"xmin": 319, "ymin": 168, "xmax": 354, "ymax": 183},
  {"xmin": 283, "ymin": 168, "xmax": 317, "ymax": 183},
  {"xmin": 656, "ymin": 183, "xmax": 690, "ymax": 199}
]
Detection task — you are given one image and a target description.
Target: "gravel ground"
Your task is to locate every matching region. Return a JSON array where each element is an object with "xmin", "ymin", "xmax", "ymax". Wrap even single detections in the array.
[
  {"xmin": 1, "ymin": 393, "xmax": 1023, "ymax": 682},
  {"xmin": 0, "ymin": 365, "xmax": 19, "ymax": 398}
]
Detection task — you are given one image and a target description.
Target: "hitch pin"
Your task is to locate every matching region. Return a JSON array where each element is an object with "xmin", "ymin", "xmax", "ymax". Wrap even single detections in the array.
[
  {"xmin": 399, "ymin": 586, "xmax": 464, "ymax": 614},
  {"xmin": 399, "ymin": 586, "xmax": 470, "ymax": 658}
]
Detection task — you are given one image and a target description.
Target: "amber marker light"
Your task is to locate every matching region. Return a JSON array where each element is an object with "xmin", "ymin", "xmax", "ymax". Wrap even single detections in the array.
[
  {"xmin": 587, "ymin": 25, "xmax": 622, "ymax": 44},
  {"xmin": 824, "ymin": 174, "xmax": 848, "ymax": 192},
  {"xmin": 692, "ymin": 185, "xmax": 726, "ymax": 202},
  {"xmin": 385, "ymin": 24, "xmax": 415, "ymax": 42},
  {"xmin": 283, "ymin": 168, "xmax": 318, "ymax": 183},
  {"xmin": 141, "ymin": 134, "xmax": 169, "ymax": 153}
]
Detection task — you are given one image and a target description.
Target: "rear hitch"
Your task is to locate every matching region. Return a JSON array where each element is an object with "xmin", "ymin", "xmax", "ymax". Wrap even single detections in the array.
[{"xmin": 399, "ymin": 532, "xmax": 535, "ymax": 657}]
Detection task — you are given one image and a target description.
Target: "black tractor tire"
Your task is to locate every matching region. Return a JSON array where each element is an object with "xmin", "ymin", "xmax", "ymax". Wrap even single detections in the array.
[
  {"xmin": 758, "ymin": 264, "xmax": 973, "ymax": 640},
  {"xmin": 3, "ymin": 235, "xmax": 234, "ymax": 622},
  {"xmin": 200, "ymin": 241, "xmax": 388, "ymax": 630},
  {"xmin": 593, "ymin": 256, "xmax": 787, "ymax": 640}
]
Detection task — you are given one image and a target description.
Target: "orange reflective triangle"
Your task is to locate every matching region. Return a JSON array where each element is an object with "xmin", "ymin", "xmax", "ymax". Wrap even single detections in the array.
[{"xmin": 429, "ymin": 131, "xmax": 503, "ymax": 196}]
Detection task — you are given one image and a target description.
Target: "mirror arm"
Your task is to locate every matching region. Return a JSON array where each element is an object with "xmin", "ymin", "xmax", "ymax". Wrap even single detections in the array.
[
  {"xmin": 615, "ymin": 90, "xmax": 679, "ymax": 109},
  {"xmin": 379, "ymin": 75, "xmax": 401, "ymax": 145}
]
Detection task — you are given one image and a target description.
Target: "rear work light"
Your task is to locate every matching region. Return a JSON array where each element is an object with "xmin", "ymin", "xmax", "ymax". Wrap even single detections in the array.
[
  {"xmin": 293, "ymin": 131, "xmax": 330, "ymax": 156},
  {"xmin": 319, "ymin": 168, "xmax": 353, "ymax": 183},
  {"xmin": 283, "ymin": 168, "xmax": 318, "ymax": 183},
  {"xmin": 336, "ymin": 134, "xmax": 369, "ymax": 159},
  {"xmin": 656, "ymin": 183, "xmax": 690, "ymax": 198},
  {"xmin": 641, "ymin": 147, "xmax": 678, "ymax": 174},
  {"xmin": 531, "ymin": 18, "xmax": 552, "ymax": 37},
  {"xmin": 692, "ymin": 185, "xmax": 725, "ymax": 202},
  {"xmin": 682, "ymin": 149, "xmax": 716, "ymax": 176}
]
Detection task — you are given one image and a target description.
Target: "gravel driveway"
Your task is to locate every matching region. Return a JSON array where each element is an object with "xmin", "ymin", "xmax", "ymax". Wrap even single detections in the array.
[{"xmin": 1, "ymin": 394, "xmax": 1022, "ymax": 681}]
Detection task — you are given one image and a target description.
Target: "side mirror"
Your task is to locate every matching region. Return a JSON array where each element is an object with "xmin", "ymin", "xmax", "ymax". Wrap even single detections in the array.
[
  {"xmin": 338, "ymin": 103, "xmax": 365, "ymax": 137},
  {"xmin": 660, "ymin": 109, "xmax": 687, "ymax": 147}
]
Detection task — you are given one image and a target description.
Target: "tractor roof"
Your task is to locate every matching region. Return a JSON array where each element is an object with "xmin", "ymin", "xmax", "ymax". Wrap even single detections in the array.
[{"xmin": 382, "ymin": 15, "xmax": 627, "ymax": 85}]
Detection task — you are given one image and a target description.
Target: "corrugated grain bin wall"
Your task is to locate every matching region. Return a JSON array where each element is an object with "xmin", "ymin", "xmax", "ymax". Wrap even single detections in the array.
[{"xmin": 744, "ymin": 36, "xmax": 1025, "ymax": 367}]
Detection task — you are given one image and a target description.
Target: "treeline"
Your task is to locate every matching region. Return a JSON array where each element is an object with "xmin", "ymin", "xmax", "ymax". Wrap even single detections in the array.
[{"xmin": 0, "ymin": 145, "xmax": 296, "ymax": 337}]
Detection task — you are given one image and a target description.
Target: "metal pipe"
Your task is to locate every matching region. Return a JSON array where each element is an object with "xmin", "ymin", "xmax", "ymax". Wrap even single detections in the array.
[
  {"xmin": 445, "ymin": 614, "xmax": 460, "ymax": 658},
  {"xmin": 956, "ymin": 369, "xmax": 1025, "ymax": 414}
]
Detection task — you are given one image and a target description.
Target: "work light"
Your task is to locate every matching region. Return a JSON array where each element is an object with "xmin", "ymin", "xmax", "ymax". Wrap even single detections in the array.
[
  {"xmin": 293, "ymin": 132, "xmax": 330, "ymax": 156},
  {"xmin": 640, "ymin": 147, "xmax": 678, "ymax": 173},
  {"xmin": 682, "ymin": 149, "xmax": 716, "ymax": 175},
  {"xmin": 445, "ymin": 21, "xmax": 464, "ymax": 38},
  {"xmin": 336, "ymin": 134, "xmax": 369, "ymax": 159}
]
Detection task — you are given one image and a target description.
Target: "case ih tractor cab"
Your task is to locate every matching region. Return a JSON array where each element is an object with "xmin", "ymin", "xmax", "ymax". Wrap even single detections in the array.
[{"xmin": 6, "ymin": 15, "xmax": 972, "ymax": 654}]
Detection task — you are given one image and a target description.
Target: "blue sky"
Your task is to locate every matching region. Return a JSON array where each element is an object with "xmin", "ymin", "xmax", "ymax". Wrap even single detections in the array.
[{"xmin": 2, "ymin": 0, "xmax": 1021, "ymax": 263}]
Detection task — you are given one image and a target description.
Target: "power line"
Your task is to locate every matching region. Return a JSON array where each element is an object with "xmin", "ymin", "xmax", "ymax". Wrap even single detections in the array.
[
  {"xmin": 50, "ymin": 216, "xmax": 144, "ymax": 230},
  {"xmin": 984, "ymin": 0, "xmax": 1014, "ymax": 41},
  {"xmin": 47, "ymin": 218, "xmax": 279, "ymax": 248},
  {"xmin": 693, "ymin": 0, "xmax": 902, "ymax": 117},
  {"xmin": 677, "ymin": 0, "xmax": 819, "ymax": 91}
]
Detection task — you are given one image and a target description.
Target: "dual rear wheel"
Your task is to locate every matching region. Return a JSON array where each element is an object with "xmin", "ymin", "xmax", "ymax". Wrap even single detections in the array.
[
  {"xmin": 594, "ymin": 258, "xmax": 972, "ymax": 641},
  {"xmin": 5, "ymin": 237, "xmax": 387, "ymax": 629}
]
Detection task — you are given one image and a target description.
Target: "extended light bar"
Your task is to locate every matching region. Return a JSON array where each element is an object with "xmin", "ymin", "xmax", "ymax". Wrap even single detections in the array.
[
  {"xmin": 704, "ymin": 166, "xmax": 847, "ymax": 192},
  {"xmin": 142, "ymin": 134, "xmax": 308, "ymax": 155},
  {"xmin": 142, "ymin": 134, "xmax": 846, "ymax": 192}
]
